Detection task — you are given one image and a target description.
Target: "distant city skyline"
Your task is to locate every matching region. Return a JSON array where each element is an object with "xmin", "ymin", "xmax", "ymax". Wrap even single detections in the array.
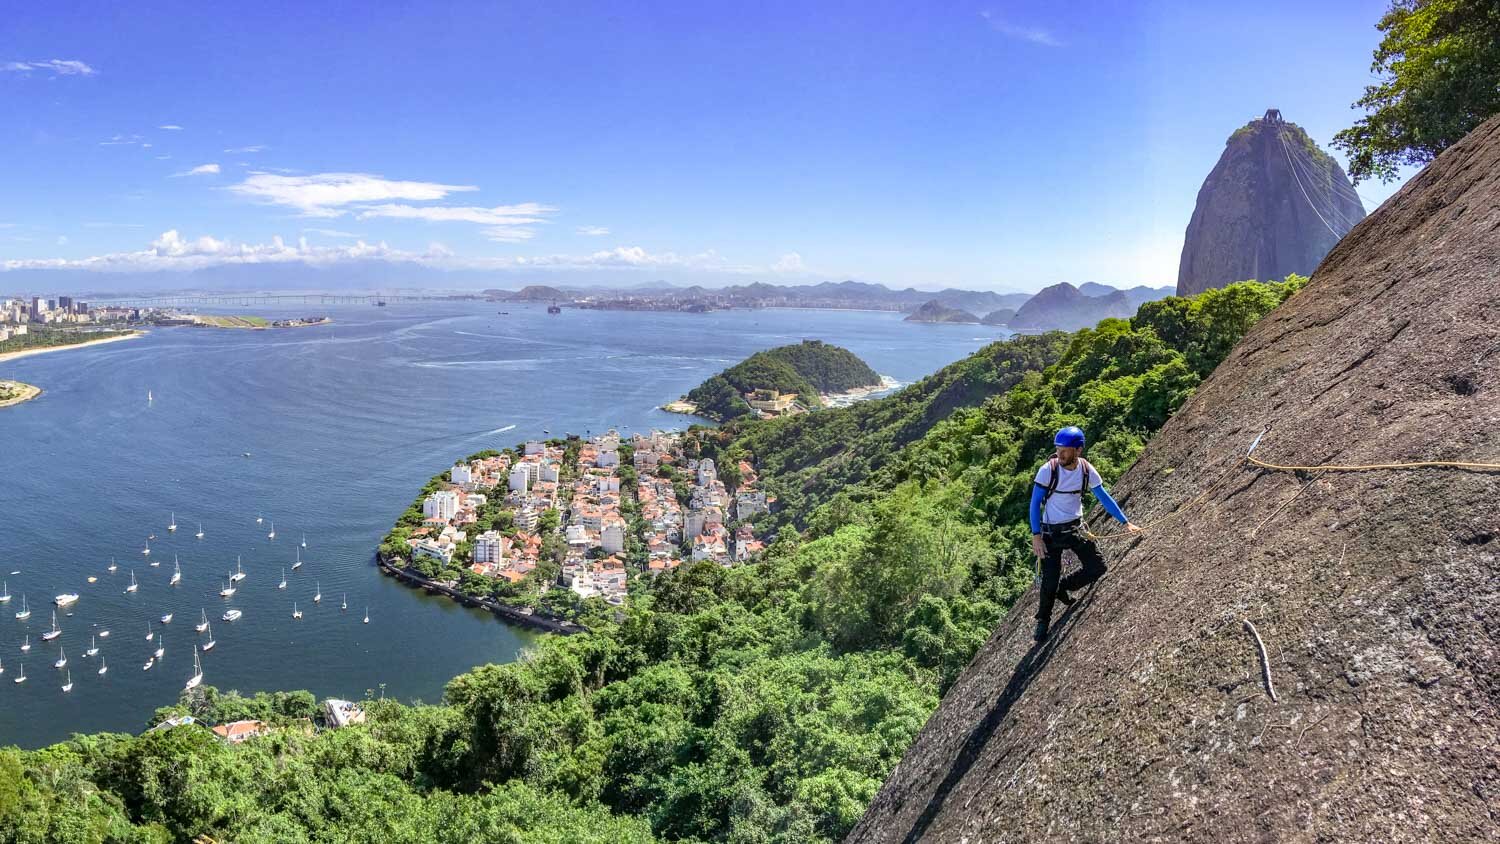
[{"xmin": 2, "ymin": 0, "xmax": 1410, "ymax": 293}]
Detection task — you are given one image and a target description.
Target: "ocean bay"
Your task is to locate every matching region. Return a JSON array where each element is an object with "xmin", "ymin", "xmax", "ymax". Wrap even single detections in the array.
[{"xmin": 0, "ymin": 301, "xmax": 1007, "ymax": 747}]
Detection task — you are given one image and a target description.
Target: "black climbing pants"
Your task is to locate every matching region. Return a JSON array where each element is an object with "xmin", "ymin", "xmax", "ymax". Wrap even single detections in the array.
[{"xmin": 1036, "ymin": 523, "xmax": 1108, "ymax": 623}]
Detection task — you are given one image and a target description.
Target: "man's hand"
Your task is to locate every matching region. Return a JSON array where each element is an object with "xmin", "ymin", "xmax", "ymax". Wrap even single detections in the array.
[
  {"xmin": 1124, "ymin": 522, "xmax": 1144, "ymax": 535},
  {"xmin": 1031, "ymin": 534, "xmax": 1046, "ymax": 559}
]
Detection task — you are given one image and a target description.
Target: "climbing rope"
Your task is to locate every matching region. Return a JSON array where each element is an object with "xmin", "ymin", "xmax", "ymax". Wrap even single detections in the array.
[{"xmin": 1079, "ymin": 429, "xmax": 1500, "ymax": 542}]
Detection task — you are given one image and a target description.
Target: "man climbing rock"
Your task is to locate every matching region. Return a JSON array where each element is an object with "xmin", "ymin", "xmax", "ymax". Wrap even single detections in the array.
[{"xmin": 1029, "ymin": 425, "xmax": 1140, "ymax": 642}]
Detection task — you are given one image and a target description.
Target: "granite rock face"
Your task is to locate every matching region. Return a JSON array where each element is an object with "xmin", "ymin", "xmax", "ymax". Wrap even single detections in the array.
[
  {"xmin": 1177, "ymin": 109, "xmax": 1365, "ymax": 297},
  {"xmin": 847, "ymin": 112, "xmax": 1500, "ymax": 844}
]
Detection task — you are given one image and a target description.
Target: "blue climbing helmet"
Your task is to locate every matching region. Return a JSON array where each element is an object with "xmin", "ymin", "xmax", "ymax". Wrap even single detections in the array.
[{"xmin": 1054, "ymin": 425, "xmax": 1086, "ymax": 448}]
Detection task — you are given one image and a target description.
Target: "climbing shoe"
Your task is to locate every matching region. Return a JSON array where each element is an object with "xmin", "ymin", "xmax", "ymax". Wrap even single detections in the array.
[
  {"xmin": 1033, "ymin": 619, "xmax": 1049, "ymax": 643},
  {"xmin": 1056, "ymin": 589, "xmax": 1076, "ymax": 607}
]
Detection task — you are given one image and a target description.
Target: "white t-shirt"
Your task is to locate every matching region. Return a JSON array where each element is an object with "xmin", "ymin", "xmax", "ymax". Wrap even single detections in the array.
[{"xmin": 1034, "ymin": 459, "xmax": 1102, "ymax": 525}]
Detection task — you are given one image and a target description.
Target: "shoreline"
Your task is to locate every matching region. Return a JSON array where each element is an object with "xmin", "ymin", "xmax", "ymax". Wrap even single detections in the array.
[
  {"xmin": 0, "ymin": 330, "xmax": 146, "ymax": 366},
  {"xmin": 377, "ymin": 553, "xmax": 585, "ymax": 635},
  {"xmin": 0, "ymin": 381, "xmax": 42, "ymax": 409},
  {"xmin": 189, "ymin": 316, "xmax": 333, "ymax": 330}
]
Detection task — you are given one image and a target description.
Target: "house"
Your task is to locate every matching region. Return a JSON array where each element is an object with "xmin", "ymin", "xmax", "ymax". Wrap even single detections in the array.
[
  {"xmin": 747, "ymin": 389, "xmax": 797, "ymax": 414},
  {"xmin": 146, "ymin": 715, "xmax": 199, "ymax": 734},
  {"xmin": 212, "ymin": 719, "xmax": 270, "ymax": 744},
  {"xmin": 601, "ymin": 518, "xmax": 626, "ymax": 555},
  {"xmin": 450, "ymin": 463, "xmax": 474, "ymax": 485},
  {"xmin": 473, "ymin": 530, "xmax": 507, "ymax": 564},
  {"xmin": 323, "ymin": 699, "xmax": 366, "ymax": 728},
  {"xmin": 410, "ymin": 538, "xmax": 453, "ymax": 565},
  {"xmin": 509, "ymin": 464, "xmax": 530, "ymax": 493}
]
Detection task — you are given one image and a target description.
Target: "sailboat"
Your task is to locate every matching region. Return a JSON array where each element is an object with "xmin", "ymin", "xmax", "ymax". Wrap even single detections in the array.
[
  {"xmin": 219, "ymin": 579, "xmax": 236, "ymax": 598},
  {"xmin": 363, "ymin": 606, "xmax": 369, "ymax": 624},
  {"xmin": 126, "ymin": 570, "xmax": 139, "ymax": 593},
  {"xmin": 185, "ymin": 651, "xmax": 203, "ymax": 690},
  {"xmin": 267, "ymin": 521, "xmax": 276, "ymax": 540},
  {"xmin": 0, "ymin": 581, "xmax": 10, "ymax": 603},
  {"xmin": 313, "ymin": 581, "xmax": 322, "ymax": 603},
  {"xmin": 142, "ymin": 538, "xmax": 150, "ymax": 556},
  {"xmin": 278, "ymin": 568, "xmax": 287, "ymax": 589},
  {"xmin": 147, "ymin": 390, "xmax": 153, "ymax": 404},
  {"xmin": 98, "ymin": 657, "xmax": 107, "ymax": 675},
  {"xmin": 196, "ymin": 522, "xmax": 204, "ymax": 539},
  {"xmin": 292, "ymin": 602, "xmax": 302, "ymax": 619},
  {"xmin": 108, "ymin": 557, "xmax": 118, "ymax": 573},
  {"xmin": 14, "ymin": 662, "xmax": 24, "ymax": 684},
  {"xmin": 145, "ymin": 623, "xmax": 154, "ymax": 642},
  {"xmin": 160, "ymin": 612, "xmax": 173, "ymax": 624},
  {"xmin": 16, "ymin": 594, "xmax": 30, "ymax": 620},
  {"xmin": 170, "ymin": 558, "xmax": 182, "ymax": 586},
  {"xmin": 98, "ymin": 629, "xmax": 109, "ymax": 638},
  {"xmin": 86, "ymin": 635, "xmax": 98, "ymax": 657},
  {"xmin": 20, "ymin": 635, "xmax": 30, "ymax": 652},
  {"xmin": 292, "ymin": 548, "xmax": 303, "ymax": 570},
  {"xmin": 153, "ymin": 639, "xmax": 164, "ymax": 659},
  {"xmin": 230, "ymin": 556, "xmax": 246, "ymax": 582},
  {"xmin": 196, "ymin": 609, "xmax": 209, "ymax": 632},
  {"xmin": 301, "ymin": 533, "xmax": 307, "ymax": 549},
  {"xmin": 62, "ymin": 669, "xmax": 73, "ymax": 692},
  {"xmin": 53, "ymin": 647, "xmax": 66, "ymax": 669},
  {"xmin": 0, "ymin": 657, "xmax": 4, "ymax": 675},
  {"xmin": 341, "ymin": 592, "xmax": 347, "ymax": 611},
  {"xmin": 42, "ymin": 611, "xmax": 61, "ymax": 641},
  {"xmin": 168, "ymin": 513, "xmax": 177, "ymax": 532},
  {"xmin": 256, "ymin": 513, "xmax": 263, "ymax": 524},
  {"xmin": 142, "ymin": 656, "xmax": 153, "ymax": 671},
  {"xmin": 202, "ymin": 621, "xmax": 216, "ymax": 651}
]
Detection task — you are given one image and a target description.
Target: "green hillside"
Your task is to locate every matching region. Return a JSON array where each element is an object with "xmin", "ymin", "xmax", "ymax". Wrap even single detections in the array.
[
  {"xmin": 0, "ymin": 278, "xmax": 1303, "ymax": 844},
  {"xmin": 683, "ymin": 340, "xmax": 880, "ymax": 420}
]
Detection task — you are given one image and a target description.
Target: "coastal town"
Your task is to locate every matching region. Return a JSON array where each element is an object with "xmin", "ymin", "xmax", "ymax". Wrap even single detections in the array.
[{"xmin": 382, "ymin": 429, "xmax": 773, "ymax": 620}]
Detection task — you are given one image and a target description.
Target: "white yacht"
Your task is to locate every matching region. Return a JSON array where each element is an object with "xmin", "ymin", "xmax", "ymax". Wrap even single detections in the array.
[
  {"xmin": 142, "ymin": 657, "xmax": 154, "ymax": 671},
  {"xmin": 62, "ymin": 669, "xmax": 73, "ymax": 692},
  {"xmin": 219, "ymin": 580, "xmax": 236, "ymax": 598},
  {"xmin": 313, "ymin": 581, "xmax": 322, "ymax": 603},
  {"xmin": 145, "ymin": 623, "xmax": 154, "ymax": 641},
  {"xmin": 202, "ymin": 621, "xmax": 216, "ymax": 651},
  {"xmin": 108, "ymin": 558, "xmax": 118, "ymax": 573},
  {"xmin": 13, "ymin": 663, "xmax": 25, "ymax": 684},
  {"xmin": 142, "ymin": 539, "xmax": 150, "ymax": 556},
  {"xmin": 196, "ymin": 522, "xmax": 204, "ymax": 539},
  {"xmin": 196, "ymin": 609, "xmax": 209, "ymax": 633},
  {"xmin": 301, "ymin": 533, "xmax": 307, "ymax": 549},
  {"xmin": 363, "ymin": 606, "xmax": 369, "ymax": 624},
  {"xmin": 19, "ymin": 635, "xmax": 30, "ymax": 652},
  {"xmin": 42, "ymin": 611, "xmax": 61, "ymax": 641},
  {"xmin": 0, "ymin": 582, "xmax": 10, "ymax": 603},
  {"xmin": 170, "ymin": 558, "xmax": 182, "ymax": 586},
  {"xmin": 97, "ymin": 657, "xmax": 107, "ymax": 675},
  {"xmin": 54, "ymin": 593, "xmax": 79, "ymax": 607},
  {"xmin": 256, "ymin": 513, "xmax": 263, "ymax": 524},
  {"xmin": 153, "ymin": 641, "xmax": 164, "ymax": 659},
  {"xmin": 98, "ymin": 629, "xmax": 110, "ymax": 638},
  {"xmin": 222, "ymin": 609, "xmax": 242, "ymax": 622},
  {"xmin": 160, "ymin": 612, "xmax": 173, "ymax": 624},
  {"xmin": 230, "ymin": 556, "xmax": 246, "ymax": 583},
  {"xmin": 86, "ymin": 635, "xmax": 99, "ymax": 657},
  {"xmin": 15, "ymin": 595, "xmax": 30, "ymax": 620},
  {"xmin": 168, "ymin": 513, "xmax": 177, "ymax": 532},
  {"xmin": 292, "ymin": 602, "xmax": 302, "ymax": 619},
  {"xmin": 185, "ymin": 651, "xmax": 203, "ymax": 690},
  {"xmin": 53, "ymin": 647, "xmax": 66, "ymax": 669},
  {"xmin": 125, "ymin": 570, "xmax": 139, "ymax": 593},
  {"xmin": 278, "ymin": 568, "xmax": 287, "ymax": 590},
  {"xmin": 267, "ymin": 521, "xmax": 276, "ymax": 540},
  {"xmin": 292, "ymin": 548, "xmax": 303, "ymax": 570},
  {"xmin": 341, "ymin": 593, "xmax": 347, "ymax": 611}
]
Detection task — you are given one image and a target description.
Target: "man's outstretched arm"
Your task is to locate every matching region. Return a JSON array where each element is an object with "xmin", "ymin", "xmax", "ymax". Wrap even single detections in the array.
[{"xmin": 1091, "ymin": 484, "xmax": 1131, "ymax": 525}]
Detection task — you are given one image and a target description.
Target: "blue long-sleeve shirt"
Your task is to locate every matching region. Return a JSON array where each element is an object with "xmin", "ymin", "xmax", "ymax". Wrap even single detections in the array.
[{"xmin": 1029, "ymin": 480, "xmax": 1129, "ymax": 534}]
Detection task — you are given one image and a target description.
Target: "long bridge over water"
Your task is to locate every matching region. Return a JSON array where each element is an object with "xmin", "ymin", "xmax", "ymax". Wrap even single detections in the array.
[{"xmin": 94, "ymin": 293, "xmax": 482, "ymax": 308}]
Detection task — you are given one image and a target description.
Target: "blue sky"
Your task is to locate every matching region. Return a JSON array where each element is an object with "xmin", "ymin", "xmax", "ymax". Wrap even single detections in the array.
[{"xmin": 1, "ymin": 0, "xmax": 1409, "ymax": 291}]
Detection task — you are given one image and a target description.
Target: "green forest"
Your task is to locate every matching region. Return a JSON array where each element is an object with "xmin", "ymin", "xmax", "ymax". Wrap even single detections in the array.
[
  {"xmin": 0, "ymin": 278, "xmax": 1303, "ymax": 843},
  {"xmin": 683, "ymin": 340, "xmax": 880, "ymax": 421},
  {"xmin": 0, "ymin": 328, "xmax": 134, "ymax": 356}
]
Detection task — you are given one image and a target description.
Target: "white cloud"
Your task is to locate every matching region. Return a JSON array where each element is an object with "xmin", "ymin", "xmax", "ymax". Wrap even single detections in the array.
[
  {"xmin": 224, "ymin": 145, "xmax": 267, "ymax": 153},
  {"xmin": 0, "ymin": 231, "xmax": 754, "ymax": 275},
  {"xmin": 772, "ymin": 252, "xmax": 805, "ymax": 273},
  {"xmin": 158, "ymin": 124, "xmax": 183, "ymax": 130},
  {"xmin": 178, "ymin": 163, "xmax": 220, "ymax": 176},
  {"xmin": 576, "ymin": 225, "xmax": 610, "ymax": 236},
  {"xmin": 356, "ymin": 202, "xmax": 556, "ymax": 242},
  {"xmin": 56, "ymin": 235, "xmax": 68, "ymax": 246},
  {"xmin": 99, "ymin": 133, "xmax": 145, "ymax": 146},
  {"xmin": 228, "ymin": 172, "xmax": 479, "ymax": 217},
  {"xmin": 979, "ymin": 11, "xmax": 1062, "ymax": 47},
  {"xmin": 301, "ymin": 227, "xmax": 361, "ymax": 238},
  {"xmin": 3, "ymin": 59, "xmax": 96, "ymax": 76}
]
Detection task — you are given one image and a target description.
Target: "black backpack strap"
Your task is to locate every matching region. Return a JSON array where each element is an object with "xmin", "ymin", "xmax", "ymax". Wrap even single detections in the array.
[{"xmin": 1039, "ymin": 456, "xmax": 1061, "ymax": 512}]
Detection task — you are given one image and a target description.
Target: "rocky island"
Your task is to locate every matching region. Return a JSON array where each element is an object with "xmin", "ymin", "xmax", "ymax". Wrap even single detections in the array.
[
  {"xmin": 0, "ymin": 379, "xmax": 41, "ymax": 408},
  {"xmin": 669, "ymin": 339, "xmax": 883, "ymax": 421},
  {"xmin": 903, "ymin": 300, "xmax": 981, "ymax": 324}
]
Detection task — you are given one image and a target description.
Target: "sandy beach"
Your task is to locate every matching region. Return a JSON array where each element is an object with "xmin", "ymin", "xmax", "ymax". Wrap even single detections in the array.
[{"xmin": 0, "ymin": 330, "xmax": 145, "ymax": 365}]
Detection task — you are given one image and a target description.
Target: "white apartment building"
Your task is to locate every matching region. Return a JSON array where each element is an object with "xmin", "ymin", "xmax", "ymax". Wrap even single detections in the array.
[
  {"xmin": 473, "ymin": 530, "xmax": 506, "ymax": 564},
  {"xmin": 422, "ymin": 490, "xmax": 460, "ymax": 521}
]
